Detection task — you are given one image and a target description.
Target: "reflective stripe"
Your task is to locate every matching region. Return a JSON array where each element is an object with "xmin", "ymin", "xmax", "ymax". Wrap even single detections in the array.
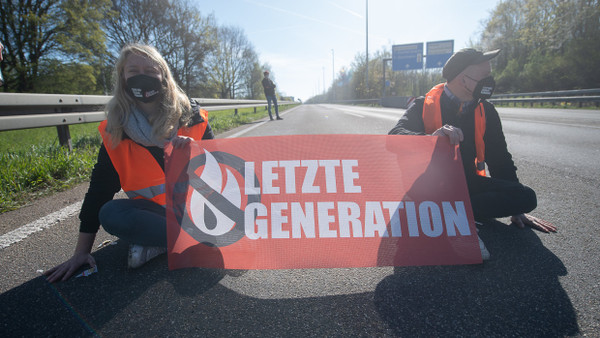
[
  {"xmin": 99, "ymin": 107, "xmax": 209, "ymax": 206},
  {"xmin": 125, "ymin": 183, "xmax": 165, "ymax": 201},
  {"xmin": 473, "ymin": 104, "xmax": 486, "ymax": 176}
]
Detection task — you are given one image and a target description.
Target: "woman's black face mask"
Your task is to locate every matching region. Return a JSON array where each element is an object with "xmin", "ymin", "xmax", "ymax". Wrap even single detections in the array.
[
  {"xmin": 126, "ymin": 74, "xmax": 162, "ymax": 103},
  {"xmin": 472, "ymin": 76, "xmax": 496, "ymax": 100}
]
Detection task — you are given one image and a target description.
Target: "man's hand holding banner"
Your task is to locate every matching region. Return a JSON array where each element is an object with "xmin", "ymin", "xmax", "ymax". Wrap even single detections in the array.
[{"xmin": 165, "ymin": 134, "xmax": 482, "ymax": 270}]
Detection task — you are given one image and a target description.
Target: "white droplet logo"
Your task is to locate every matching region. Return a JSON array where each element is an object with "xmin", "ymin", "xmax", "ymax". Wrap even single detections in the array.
[{"xmin": 190, "ymin": 150, "xmax": 241, "ymax": 236}]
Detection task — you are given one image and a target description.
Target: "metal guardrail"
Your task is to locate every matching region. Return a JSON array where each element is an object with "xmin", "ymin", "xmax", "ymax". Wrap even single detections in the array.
[
  {"xmin": 332, "ymin": 89, "xmax": 600, "ymax": 109},
  {"xmin": 492, "ymin": 88, "xmax": 600, "ymax": 98},
  {"xmin": 489, "ymin": 88, "xmax": 600, "ymax": 107},
  {"xmin": 0, "ymin": 93, "xmax": 295, "ymax": 149},
  {"xmin": 489, "ymin": 96, "xmax": 600, "ymax": 107}
]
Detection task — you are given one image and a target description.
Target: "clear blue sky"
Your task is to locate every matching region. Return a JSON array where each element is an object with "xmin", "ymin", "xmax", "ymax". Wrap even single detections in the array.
[{"xmin": 198, "ymin": 0, "xmax": 501, "ymax": 101}]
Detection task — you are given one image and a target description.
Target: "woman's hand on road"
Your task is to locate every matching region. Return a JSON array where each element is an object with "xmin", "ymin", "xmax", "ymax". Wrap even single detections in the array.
[{"xmin": 44, "ymin": 253, "xmax": 96, "ymax": 283}]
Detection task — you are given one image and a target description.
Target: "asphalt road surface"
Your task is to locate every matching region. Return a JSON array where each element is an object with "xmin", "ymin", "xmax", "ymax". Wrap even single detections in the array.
[{"xmin": 1, "ymin": 104, "xmax": 599, "ymax": 336}]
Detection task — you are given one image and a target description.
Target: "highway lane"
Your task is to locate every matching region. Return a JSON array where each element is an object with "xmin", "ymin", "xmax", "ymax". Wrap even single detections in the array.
[
  {"xmin": 1, "ymin": 104, "xmax": 598, "ymax": 336},
  {"xmin": 220, "ymin": 103, "xmax": 403, "ymax": 137},
  {"xmin": 498, "ymin": 107, "xmax": 600, "ymax": 181}
]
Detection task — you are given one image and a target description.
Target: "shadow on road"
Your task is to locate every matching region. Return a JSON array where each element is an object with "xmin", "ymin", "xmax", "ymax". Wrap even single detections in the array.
[
  {"xmin": 1, "ymin": 242, "xmax": 389, "ymax": 336},
  {"xmin": 374, "ymin": 219, "xmax": 579, "ymax": 336},
  {"xmin": 0, "ymin": 243, "xmax": 226, "ymax": 336},
  {"xmin": 372, "ymin": 136, "xmax": 578, "ymax": 336},
  {"xmin": 0, "ymin": 222, "xmax": 579, "ymax": 336}
]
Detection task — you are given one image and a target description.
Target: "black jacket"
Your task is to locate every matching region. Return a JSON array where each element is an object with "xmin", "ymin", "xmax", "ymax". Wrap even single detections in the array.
[
  {"xmin": 388, "ymin": 88, "xmax": 518, "ymax": 183},
  {"xmin": 79, "ymin": 100, "xmax": 214, "ymax": 233},
  {"xmin": 262, "ymin": 77, "xmax": 276, "ymax": 96}
]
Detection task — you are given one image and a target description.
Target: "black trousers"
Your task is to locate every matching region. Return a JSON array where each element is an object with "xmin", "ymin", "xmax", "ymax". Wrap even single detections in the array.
[{"xmin": 467, "ymin": 175, "xmax": 537, "ymax": 220}]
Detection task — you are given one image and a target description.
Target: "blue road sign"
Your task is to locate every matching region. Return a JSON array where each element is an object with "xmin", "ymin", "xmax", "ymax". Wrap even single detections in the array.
[
  {"xmin": 426, "ymin": 40, "xmax": 454, "ymax": 69},
  {"xmin": 392, "ymin": 43, "xmax": 423, "ymax": 71}
]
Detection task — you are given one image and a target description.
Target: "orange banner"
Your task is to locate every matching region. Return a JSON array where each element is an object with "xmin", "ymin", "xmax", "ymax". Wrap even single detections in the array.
[{"xmin": 165, "ymin": 134, "xmax": 482, "ymax": 270}]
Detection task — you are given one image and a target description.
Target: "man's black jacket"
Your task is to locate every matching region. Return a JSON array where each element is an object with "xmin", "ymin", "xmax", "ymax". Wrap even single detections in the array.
[{"xmin": 388, "ymin": 89, "xmax": 519, "ymax": 183}]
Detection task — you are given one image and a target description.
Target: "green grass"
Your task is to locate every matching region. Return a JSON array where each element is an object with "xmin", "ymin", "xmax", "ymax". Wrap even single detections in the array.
[
  {"xmin": 0, "ymin": 124, "xmax": 102, "ymax": 212},
  {"xmin": 0, "ymin": 104, "xmax": 298, "ymax": 213}
]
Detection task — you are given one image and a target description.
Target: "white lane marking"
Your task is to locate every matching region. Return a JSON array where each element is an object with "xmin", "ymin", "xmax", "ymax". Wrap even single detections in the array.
[
  {"xmin": 226, "ymin": 119, "xmax": 269, "ymax": 138},
  {"xmin": 342, "ymin": 111, "xmax": 365, "ymax": 118},
  {"xmin": 344, "ymin": 110, "xmax": 401, "ymax": 121},
  {"xmin": 329, "ymin": 105, "xmax": 404, "ymax": 121},
  {"xmin": 226, "ymin": 105, "xmax": 301, "ymax": 138},
  {"xmin": 0, "ymin": 201, "xmax": 82, "ymax": 250}
]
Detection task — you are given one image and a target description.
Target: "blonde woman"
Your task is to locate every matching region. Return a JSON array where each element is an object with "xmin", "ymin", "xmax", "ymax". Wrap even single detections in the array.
[{"xmin": 46, "ymin": 44, "xmax": 214, "ymax": 282}]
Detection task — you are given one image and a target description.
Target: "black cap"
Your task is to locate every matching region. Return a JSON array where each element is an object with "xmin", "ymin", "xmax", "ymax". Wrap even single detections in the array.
[{"xmin": 442, "ymin": 48, "xmax": 500, "ymax": 82}]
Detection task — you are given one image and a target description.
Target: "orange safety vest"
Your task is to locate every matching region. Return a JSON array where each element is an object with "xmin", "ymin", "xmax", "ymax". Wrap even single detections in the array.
[
  {"xmin": 423, "ymin": 83, "xmax": 487, "ymax": 176},
  {"xmin": 99, "ymin": 109, "xmax": 209, "ymax": 206}
]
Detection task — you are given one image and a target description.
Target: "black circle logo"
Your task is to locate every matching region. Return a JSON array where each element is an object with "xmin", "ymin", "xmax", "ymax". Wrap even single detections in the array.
[{"xmin": 172, "ymin": 150, "xmax": 261, "ymax": 247}]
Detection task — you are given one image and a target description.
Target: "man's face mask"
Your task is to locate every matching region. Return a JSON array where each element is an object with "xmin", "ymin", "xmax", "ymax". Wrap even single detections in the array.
[
  {"xmin": 472, "ymin": 76, "xmax": 496, "ymax": 100},
  {"xmin": 126, "ymin": 74, "xmax": 162, "ymax": 103}
]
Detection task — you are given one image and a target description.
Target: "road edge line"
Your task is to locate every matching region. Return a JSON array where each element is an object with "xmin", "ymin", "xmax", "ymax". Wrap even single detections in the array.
[{"xmin": 0, "ymin": 201, "xmax": 82, "ymax": 250}]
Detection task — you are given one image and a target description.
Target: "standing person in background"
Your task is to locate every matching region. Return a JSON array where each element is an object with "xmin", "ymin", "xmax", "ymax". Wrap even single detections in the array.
[
  {"xmin": 45, "ymin": 43, "xmax": 214, "ymax": 282},
  {"xmin": 262, "ymin": 70, "xmax": 282, "ymax": 120}
]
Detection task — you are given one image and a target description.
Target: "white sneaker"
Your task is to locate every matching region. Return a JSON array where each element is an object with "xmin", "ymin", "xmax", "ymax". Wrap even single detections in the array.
[
  {"xmin": 128, "ymin": 244, "xmax": 167, "ymax": 269},
  {"xmin": 477, "ymin": 235, "xmax": 491, "ymax": 261}
]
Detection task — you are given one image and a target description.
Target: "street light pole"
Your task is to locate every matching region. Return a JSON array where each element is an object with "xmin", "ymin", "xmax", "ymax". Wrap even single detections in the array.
[
  {"xmin": 323, "ymin": 67, "xmax": 325, "ymax": 95},
  {"xmin": 331, "ymin": 49, "xmax": 335, "ymax": 102},
  {"xmin": 365, "ymin": 0, "xmax": 369, "ymax": 94}
]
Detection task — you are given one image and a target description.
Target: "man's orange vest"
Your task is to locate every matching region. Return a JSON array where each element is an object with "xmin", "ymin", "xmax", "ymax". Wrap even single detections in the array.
[
  {"xmin": 99, "ymin": 109, "xmax": 209, "ymax": 206},
  {"xmin": 423, "ymin": 83, "xmax": 487, "ymax": 176}
]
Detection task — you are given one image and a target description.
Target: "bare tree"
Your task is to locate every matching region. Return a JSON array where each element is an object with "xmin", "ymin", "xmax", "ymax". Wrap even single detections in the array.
[
  {"xmin": 162, "ymin": 8, "xmax": 217, "ymax": 97},
  {"xmin": 207, "ymin": 26, "xmax": 255, "ymax": 99},
  {"xmin": 104, "ymin": 0, "xmax": 216, "ymax": 96},
  {"xmin": 245, "ymin": 61, "xmax": 267, "ymax": 99}
]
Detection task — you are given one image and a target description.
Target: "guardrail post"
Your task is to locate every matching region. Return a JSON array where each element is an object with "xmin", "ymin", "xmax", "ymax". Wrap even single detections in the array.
[
  {"xmin": 57, "ymin": 125, "xmax": 72, "ymax": 151},
  {"xmin": 57, "ymin": 107, "xmax": 73, "ymax": 151}
]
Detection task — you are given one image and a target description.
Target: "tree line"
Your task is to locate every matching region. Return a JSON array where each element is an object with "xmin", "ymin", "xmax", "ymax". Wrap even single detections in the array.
[
  {"xmin": 308, "ymin": 0, "xmax": 600, "ymax": 103},
  {"xmin": 2, "ymin": 0, "xmax": 598, "ymax": 102},
  {"xmin": 0, "ymin": 0, "xmax": 274, "ymax": 99},
  {"xmin": 479, "ymin": 0, "xmax": 599, "ymax": 93}
]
